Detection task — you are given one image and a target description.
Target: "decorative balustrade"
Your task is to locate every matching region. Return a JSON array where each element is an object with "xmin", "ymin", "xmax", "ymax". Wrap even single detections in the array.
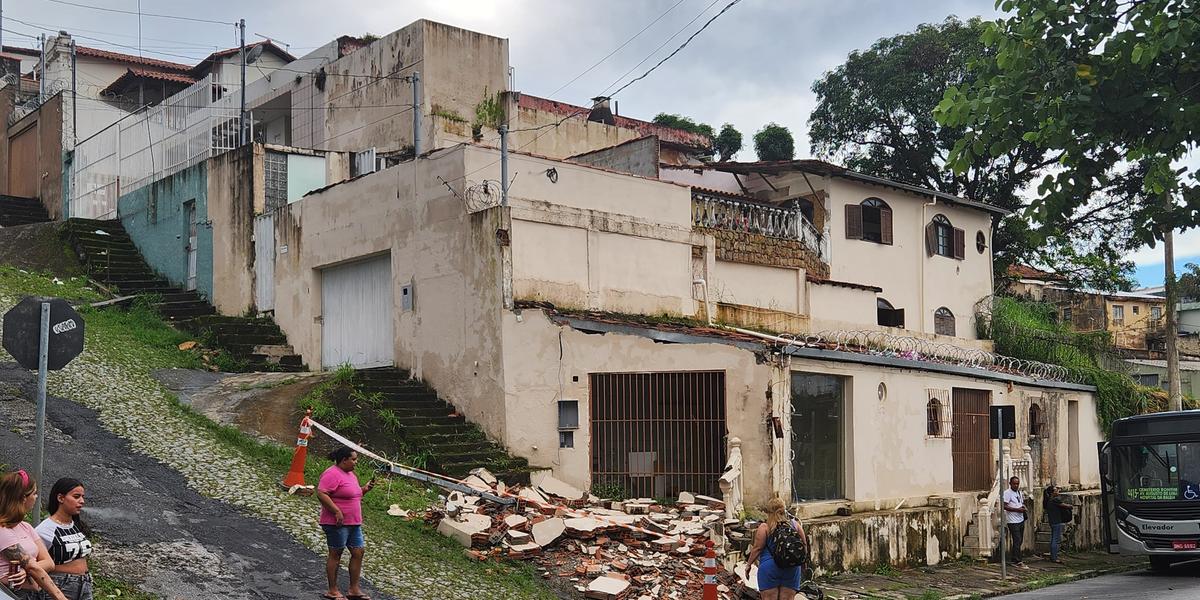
[
  {"xmin": 718, "ymin": 437, "xmax": 744, "ymax": 520},
  {"xmin": 692, "ymin": 190, "xmax": 827, "ymax": 259}
]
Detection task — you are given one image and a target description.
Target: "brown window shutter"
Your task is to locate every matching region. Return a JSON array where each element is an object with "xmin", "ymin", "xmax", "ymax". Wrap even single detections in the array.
[
  {"xmin": 879, "ymin": 207, "xmax": 893, "ymax": 245},
  {"xmin": 845, "ymin": 204, "xmax": 863, "ymax": 240},
  {"xmin": 925, "ymin": 222, "xmax": 936, "ymax": 256},
  {"xmin": 953, "ymin": 228, "xmax": 966, "ymax": 260},
  {"xmin": 893, "ymin": 308, "xmax": 905, "ymax": 328}
]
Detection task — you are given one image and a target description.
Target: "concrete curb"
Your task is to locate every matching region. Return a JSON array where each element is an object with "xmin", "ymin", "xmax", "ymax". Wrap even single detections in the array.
[{"xmin": 944, "ymin": 560, "xmax": 1145, "ymax": 599}]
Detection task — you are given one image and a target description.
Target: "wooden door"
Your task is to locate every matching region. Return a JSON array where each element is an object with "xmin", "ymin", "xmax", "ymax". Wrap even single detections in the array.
[{"xmin": 952, "ymin": 388, "xmax": 992, "ymax": 491}]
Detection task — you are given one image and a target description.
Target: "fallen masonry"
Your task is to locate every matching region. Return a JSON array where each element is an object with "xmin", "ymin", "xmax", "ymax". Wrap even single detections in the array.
[{"xmin": 398, "ymin": 470, "xmax": 768, "ymax": 599}]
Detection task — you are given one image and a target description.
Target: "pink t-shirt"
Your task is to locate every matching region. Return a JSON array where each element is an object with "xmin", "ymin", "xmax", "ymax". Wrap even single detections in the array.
[
  {"xmin": 0, "ymin": 521, "xmax": 40, "ymax": 566},
  {"xmin": 318, "ymin": 465, "xmax": 363, "ymax": 526}
]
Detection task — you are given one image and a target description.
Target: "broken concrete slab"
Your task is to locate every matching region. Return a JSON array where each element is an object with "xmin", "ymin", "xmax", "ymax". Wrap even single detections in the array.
[
  {"xmin": 469, "ymin": 467, "xmax": 498, "ymax": 486},
  {"xmin": 677, "ymin": 491, "xmax": 695, "ymax": 505},
  {"xmin": 532, "ymin": 517, "xmax": 566, "ymax": 547},
  {"xmin": 504, "ymin": 514, "xmax": 528, "ymax": 529},
  {"xmin": 585, "ymin": 574, "xmax": 631, "ymax": 599},
  {"xmin": 532, "ymin": 472, "xmax": 587, "ymax": 502},
  {"xmin": 437, "ymin": 513, "xmax": 493, "ymax": 548}
]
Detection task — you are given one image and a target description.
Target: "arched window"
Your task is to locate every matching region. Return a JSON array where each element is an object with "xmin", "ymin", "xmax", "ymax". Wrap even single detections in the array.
[
  {"xmin": 934, "ymin": 307, "xmax": 956, "ymax": 336},
  {"xmin": 976, "ymin": 230, "xmax": 987, "ymax": 254},
  {"xmin": 877, "ymin": 297, "xmax": 905, "ymax": 328},
  {"xmin": 927, "ymin": 399, "xmax": 943, "ymax": 436},
  {"xmin": 926, "ymin": 214, "xmax": 964, "ymax": 259},
  {"xmin": 1029, "ymin": 403, "xmax": 1045, "ymax": 437},
  {"xmin": 845, "ymin": 198, "xmax": 893, "ymax": 245}
]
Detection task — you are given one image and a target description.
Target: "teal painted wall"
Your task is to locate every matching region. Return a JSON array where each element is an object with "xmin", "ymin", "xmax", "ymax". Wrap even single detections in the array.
[{"xmin": 117, "ymin": 162, "xmax": 214, "ymax": 300}]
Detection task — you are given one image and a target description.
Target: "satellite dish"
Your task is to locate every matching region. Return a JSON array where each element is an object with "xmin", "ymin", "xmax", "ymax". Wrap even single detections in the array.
[{"xmin": 245, "ymin": 44, "xmax": 265, "ymax": 65}]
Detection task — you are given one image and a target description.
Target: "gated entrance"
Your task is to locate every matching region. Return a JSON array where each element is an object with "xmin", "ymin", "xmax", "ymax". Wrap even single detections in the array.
[
  {"xmin": 590, "ymin": 371, "xmax": 726, "ymax": 498},
  {"xmin": 952, "ymin": 387, "xmax": 992, "ymax": 491}
]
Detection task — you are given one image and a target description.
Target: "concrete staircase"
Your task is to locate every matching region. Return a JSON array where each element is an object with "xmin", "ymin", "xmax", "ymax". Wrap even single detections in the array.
[
  {"xmin": 62, "ymin": 217, "xmax": 304, "ymax": 372},
  {"xmin": 356, "ymin": 367, "xmax": 534, "ymax": 483},
  {"xmin": 0, "ymin": 195, "xmax": 51, "ymax": 227}
]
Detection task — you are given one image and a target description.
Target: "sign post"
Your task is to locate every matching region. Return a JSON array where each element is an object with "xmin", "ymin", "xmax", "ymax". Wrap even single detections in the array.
[
  {"xmin": 990, "ymin": 405, "xmax": 1016, "ymax": 579},
  {"xmin": 2, "ymin": 297, "xmax": 85, "ymax": 523}
]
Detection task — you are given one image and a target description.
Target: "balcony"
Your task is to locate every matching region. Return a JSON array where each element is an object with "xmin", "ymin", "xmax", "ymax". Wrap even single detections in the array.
[{"xmin": 691, "ymin": 189, "xmax": 827, "ymax": 261}]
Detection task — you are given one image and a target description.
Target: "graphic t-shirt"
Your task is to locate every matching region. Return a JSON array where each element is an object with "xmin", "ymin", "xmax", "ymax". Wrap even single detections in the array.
[
  {"xmin": 0, "ymin": 521, "xmax": 39, "ymax": 563},
  {"xmin": 34, "ymin": 518, "xmax": 92, "ymax": 565},
  {"xmin": 318, "ymin": 466, "xmax": 363, "ymax": 526}
]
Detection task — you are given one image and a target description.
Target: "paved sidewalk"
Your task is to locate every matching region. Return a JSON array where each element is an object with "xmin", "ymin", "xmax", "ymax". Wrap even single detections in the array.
[{"xmin": 819, "ymin": 550, "xmax": 1143, "ymax": 599}]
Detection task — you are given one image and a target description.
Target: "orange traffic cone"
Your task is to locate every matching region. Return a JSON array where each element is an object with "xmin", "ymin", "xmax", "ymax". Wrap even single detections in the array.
[
  {"xmin": 703, "ymin": 539, "xmax": 718, "ymax": 600},
  {"xmin": 282, "ymin": 409, "xmax": 313, "ymax": 491}
]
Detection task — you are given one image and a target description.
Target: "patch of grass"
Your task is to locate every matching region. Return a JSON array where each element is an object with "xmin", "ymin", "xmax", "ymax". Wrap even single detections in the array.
[
  {"xmin": 908, "ymin": 591, "xmax": 943, "ymax": 600},
  {"xmin": 1023, "ymin": 573, "xmax": 1076, "ymax": 591},
  {"xmin": 377, "ymin": 408, "xmax": 403, "ymax": 434},
  {"xmin": 874, "ymin": 562, "xmax": 900, "ymax": 576},
  {"xmin": 211, "ymin": 350, "xmax": 250, "ymax": 373},
  {"xmin": 335, "ymin": 412, "xmax": 361, "ymax": 431},
  {"xmin": 79, "ymin": 304, "xmax": 204, "ymax": 370},
  {"xmin": 0, "ymin": 265, "xmax": 102, "ymax": 301},
  {"xmin": 92, "ymin": 573, "xmax": 163, "ymax": 599},
  {"xmin": 237, "ymin": 376, "xmax": 301, "ymax": 391}
]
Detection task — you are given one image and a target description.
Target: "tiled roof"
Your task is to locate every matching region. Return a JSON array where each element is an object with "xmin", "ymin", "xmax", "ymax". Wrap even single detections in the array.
[
  {"xmin": 1, "ymin": 45, "xmax": 39, "ymax": 57},
  {"xmin": 516, "ymin": 94, "xmax": 714, "ymax": 150},
  {"xmin": 74, "ymin": 45, "xmax": 192, "ymax": 72},
  {"xmin": 1008, "ymin": 264, "xmax": 1063, "ymax": 281},
  {"xmin": 101, "ymin": 67, "xmax": 198, "ymax": 96}
]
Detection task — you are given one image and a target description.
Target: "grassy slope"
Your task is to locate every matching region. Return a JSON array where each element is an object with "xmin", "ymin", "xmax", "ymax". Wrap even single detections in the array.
[{"xmin": 0, "ymin": 267, "xmax": 552, "ymax": 599}]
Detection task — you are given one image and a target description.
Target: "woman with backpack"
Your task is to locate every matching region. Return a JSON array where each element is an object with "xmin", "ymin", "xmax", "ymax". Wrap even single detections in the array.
[{"xmin": 744, "ymin": 496, "xmax": 809, "ymax": 599}]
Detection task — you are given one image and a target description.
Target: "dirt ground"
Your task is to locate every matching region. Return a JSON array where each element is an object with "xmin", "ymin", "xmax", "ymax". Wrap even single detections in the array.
[{"xmin": 0, "ymin": 222, "xmax": 83, "ymax": 277}]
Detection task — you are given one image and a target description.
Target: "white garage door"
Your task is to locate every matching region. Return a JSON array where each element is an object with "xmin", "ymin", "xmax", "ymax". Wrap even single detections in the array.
[{"xmin": 321, "ymin": 255, "xmax": 394, "ymax": 368}]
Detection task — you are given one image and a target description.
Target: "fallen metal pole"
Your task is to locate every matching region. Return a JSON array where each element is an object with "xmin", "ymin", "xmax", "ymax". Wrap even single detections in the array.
[{"xmin": 381, "ymin": 463, "xmax": 515, "ymax": 506}]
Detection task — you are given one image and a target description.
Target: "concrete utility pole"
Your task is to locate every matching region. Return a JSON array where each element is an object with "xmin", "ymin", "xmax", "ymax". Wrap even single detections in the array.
[
  {"xmin": 239, "ymin": 18, "xmax": 247, "ymax": 146},
  {"xmin": 38, "ymin": 33, "xmax": 45, "ymax": 100},
  {"xmin": 499, "ymin": 124, "xmax": 509, "ymax": 207},
  {"xmin": 411, "ymin": 71, "xmax": 421, "ymax": 156},
  {"xmin": 1165, "ymin": 225, "xmax": 1183, "ymax": 411},
  {"xmin": 71, "ymin": 39, "xmax": 76, "ymax": 148}
]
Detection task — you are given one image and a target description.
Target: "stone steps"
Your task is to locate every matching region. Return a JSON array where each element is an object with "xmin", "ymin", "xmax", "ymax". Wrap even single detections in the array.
[{"xmin": 0, "ymin": 195, "xmax": 51, "ymax": 227}]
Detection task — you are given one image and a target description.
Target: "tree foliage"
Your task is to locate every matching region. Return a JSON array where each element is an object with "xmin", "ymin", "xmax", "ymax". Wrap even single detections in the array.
[
  {"xmin": 651, "ymin": 113, "xmax": 715, "ymax": 140},
  {"xmin": 754, "ymin": 123, "xmax": 795, "ymax": 161},
  {"xmin": 809, "ymin": 16, "xmax": 1134, "ymax": 289},
  {"xmin": 1177, "ymin": 263, "xmax": 1200, "ymax": 302},
  {"xmin": 715, "ymin": 123, "xmax": 743, "ymax": 162},
  {"xmin": 935, "ymin": 1, "xmax": 1200, "ymax": 261}
]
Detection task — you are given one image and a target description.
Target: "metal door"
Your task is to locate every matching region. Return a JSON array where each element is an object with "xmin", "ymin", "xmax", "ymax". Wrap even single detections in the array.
[
  {"xmin": 952, "ymin": 388, "xmax": 992, "ymax": 491},
  {"xmin": 320, "ymin": 254, "xmax": 393, "ymax": 368},
  {"xmin": 253, "ymin": 214, "xmax": 275, "ymax": 311},
  {"xmin": 184, "ymin": 200, "xmax": 198, "ymax": 291},
  {"xmin": 8, "ymin": 125, "xmax": 38, "ymax": 199},
  {"xmin": 590, "ymin": 371, "xmax": 726, "ymax": 498}
]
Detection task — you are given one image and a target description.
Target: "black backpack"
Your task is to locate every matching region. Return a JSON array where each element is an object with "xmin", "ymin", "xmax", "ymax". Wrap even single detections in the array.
[{"xmin": 769, "ymin": 521, "xmax": 809, "ymax": 569}]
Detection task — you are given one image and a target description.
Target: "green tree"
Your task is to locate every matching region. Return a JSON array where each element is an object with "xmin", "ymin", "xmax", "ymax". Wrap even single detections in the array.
[
  {"xmin": 1178, "ymin": 264, "xmax": 1200, "ymax": 302},
  {"xmin": 753, "ymin": 123, "xmax": 794, "ymax": 161},
  {"xmin": 714, "ymin": 123, "xmax": 742, "ymax": 161},
  {"xmin": 809, "ymin": 16, "xmax": 1131, "ymax": 289},
  {"xmin": 935, "ymin": 0, "xmax": 1200, "ymax": 267},
  {"xmin": 651, "ymin": 113, "xmax": 715, "ymax": 139}
]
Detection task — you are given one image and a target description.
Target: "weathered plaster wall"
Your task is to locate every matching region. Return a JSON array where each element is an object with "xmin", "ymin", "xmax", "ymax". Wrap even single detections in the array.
[
  {"xmin": 500, "ymin": 309, "xmax": 779, "ymax": 507},
  {"xmin": 567, "ymin": 136, "xmax": 660, "ymax": 178},
  {"xmin": 508, "ymin": 102, "xmax": 646, "ymax": 160},
  {"xmin": 824, "ymin": 178, "xmax": 994, "ymax": 340},
  {"xmin": 207, "ymin": 145, "xmax": 260, "ymax": 314},
  {"xmin": 805, "ymin": 505, "xmax": 960, "ymax": 575},
  {"xmin": 710, "ymin": 260, "xmax": 803, "ymax": 315},
  {"xmin": 117, "ymin": 160, "xmax": 213, "ymax": 298},
  {"xmin": 270, "ymin": 146, "xmax": 510, "ymax": 441}
]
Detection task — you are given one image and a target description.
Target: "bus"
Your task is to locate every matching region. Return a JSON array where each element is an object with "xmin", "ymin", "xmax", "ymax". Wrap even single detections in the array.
[{"xmin": 1099, "ymin": 410, "xmax": 1200, "ymax": 571}]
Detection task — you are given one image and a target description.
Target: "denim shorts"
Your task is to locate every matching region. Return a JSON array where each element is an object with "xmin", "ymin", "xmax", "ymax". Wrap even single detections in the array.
[
  {"xmin": 321, "ymin": 524, "xmax": 365, "ymax": 550},
  {"xmin": 50, "ymin": 572, "xmax": 94, "ymax": 600}
]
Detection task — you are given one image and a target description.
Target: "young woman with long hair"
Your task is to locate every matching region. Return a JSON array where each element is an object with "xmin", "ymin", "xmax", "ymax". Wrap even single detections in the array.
[
  {"xmin": 0, "ymin": 470, "xmax": 69, "ymax": 600},
  {"xmin": 744, "ymin": 496, "xmax": 808, "ymax": 600},
  {"xmin": 36, "ymin": 478, "xmax": 94, "ymax": 600}
]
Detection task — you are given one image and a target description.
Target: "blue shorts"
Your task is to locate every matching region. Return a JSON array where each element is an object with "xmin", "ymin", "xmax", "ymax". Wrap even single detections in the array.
[{"xmin": 321, "ymin": 524, "xmax": 365, "ymax": 550}]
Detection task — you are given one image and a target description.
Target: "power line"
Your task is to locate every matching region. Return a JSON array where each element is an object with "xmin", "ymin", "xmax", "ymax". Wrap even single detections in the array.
[
  {"xmin": 547, "ymin": 0, "xmax": 688, "ymax": 98},
  {"xmin": 45, "ymin": 0, "xmax": 233, "ymax": 26},
  {"xmin": 600, "ymin": 0, "xmax": 724, "ymax": 97},
  {"xmin": 7, "ymin": 14, "xmax": 221, "ymax": 49},
  {"xmin": 608, "ymin": 0, "xmax": 743, "ymax": 98}
]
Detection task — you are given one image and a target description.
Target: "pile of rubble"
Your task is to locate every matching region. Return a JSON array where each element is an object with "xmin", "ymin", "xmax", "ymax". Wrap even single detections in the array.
[{"xmin": 409, "ymin": 468, "xmax": 756, "ymax": 599}]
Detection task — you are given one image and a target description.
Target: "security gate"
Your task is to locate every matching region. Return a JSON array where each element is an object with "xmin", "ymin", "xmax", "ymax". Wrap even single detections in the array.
[
  {"xmin": 590, "ymin": 371, "xmax": 726, "ymax": 498},
  {"xmin": 952, "ymin": 388, "xmax": 992, "ymax": 491},
  {"xmin": 253, "ymin": 214, "xmax": 275, "ymax": 311},
  {"xmin": 320, "ymin": 254, "xmax": 394, "ymax": 368}
]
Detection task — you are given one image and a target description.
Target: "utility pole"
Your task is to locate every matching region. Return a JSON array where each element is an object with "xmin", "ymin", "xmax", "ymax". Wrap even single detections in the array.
[
  {"xmin": 1165, "ymin": 224, "xmax": 1183, "ymax": 411},
  {"xmin": 499, "ymin": 124, "xmax": 508, "ymax": 207},
  {"xmin": 239, "ymin": 18, "xmax": 247, "ymax": 146},
  {"xmin": 71, "ymin": 39, "xmax": 77, "ymax": 148},
  {"xmin": 411, "ymin": 71, "xmax": 421, "ymax": 156},
  {"xmin": 38, "ymin": 33, "xmax": 45, "ymax": 100}
]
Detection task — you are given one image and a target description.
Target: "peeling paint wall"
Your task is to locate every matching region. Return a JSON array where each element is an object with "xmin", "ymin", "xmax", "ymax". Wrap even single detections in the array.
[
  {"xmin": 805, "ymin": 505, "xmax": 960, "ymax": 575},
  {"xmin": 207, "ymin": 145, "xmax": 260, "ymax": 314},
  {"xmin": 116, "ymin": 160, "xmax": 213, "ymax": 298},
  {"xmin": 567, "ymin": 136, "xmax": 660, "ymax": 178}
]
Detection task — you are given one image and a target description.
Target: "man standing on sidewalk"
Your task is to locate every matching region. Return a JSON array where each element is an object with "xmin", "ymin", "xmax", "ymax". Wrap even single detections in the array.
[{"xmin": 1003, "ymin": 476, "xmax": 1027, "ymax": 566}]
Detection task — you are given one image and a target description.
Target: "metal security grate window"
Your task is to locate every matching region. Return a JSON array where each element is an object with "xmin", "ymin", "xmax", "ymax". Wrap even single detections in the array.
[{"xmin": 590, "ymin": 371, "xmax": 726, "ymax": 499}]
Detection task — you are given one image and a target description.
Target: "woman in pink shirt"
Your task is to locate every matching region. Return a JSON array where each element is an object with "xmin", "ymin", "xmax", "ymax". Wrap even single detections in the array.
[
  {"xmin": 0, "ymin": 470, "xmax": 68, "ymax": 600},
  {"xmin": 316, "ymin": 447, "xmax": 375, "ymax": 600}
]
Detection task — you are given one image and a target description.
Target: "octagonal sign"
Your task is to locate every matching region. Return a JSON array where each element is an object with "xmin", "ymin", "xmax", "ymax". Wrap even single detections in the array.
[{"xmin": 2, "ymin": 297, "xmax": 85, "ymax": 371}]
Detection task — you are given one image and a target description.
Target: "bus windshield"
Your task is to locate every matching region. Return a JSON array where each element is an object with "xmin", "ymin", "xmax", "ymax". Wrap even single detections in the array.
[{"xmin": 1115, "ymin": 442, "xmax": 1200, "ymax": 501}]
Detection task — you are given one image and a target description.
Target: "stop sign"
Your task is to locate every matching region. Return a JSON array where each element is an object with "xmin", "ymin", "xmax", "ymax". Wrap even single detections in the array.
[{"xmin": 2, "ymin": 297, "xmax": 85, "ymax": 371}]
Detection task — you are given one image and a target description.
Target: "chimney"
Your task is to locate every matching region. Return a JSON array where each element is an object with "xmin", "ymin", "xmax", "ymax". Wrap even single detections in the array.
[{"xmin": 588, "ymin": 96, "xmax": 615, "ymax": 125}]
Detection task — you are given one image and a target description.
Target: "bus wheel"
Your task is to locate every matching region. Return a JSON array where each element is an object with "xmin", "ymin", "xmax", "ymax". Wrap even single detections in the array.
[{"xmin": 1149, "ymin": 556, "xmax": 1174, "ymax": 572}]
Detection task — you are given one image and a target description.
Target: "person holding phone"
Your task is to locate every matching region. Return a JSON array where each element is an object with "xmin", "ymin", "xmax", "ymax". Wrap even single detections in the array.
[
  {"xmin": 0, "ymin": 470, "xmax": 68, "ymax": 600},
  {"xmin": 316, "ymin": 447, "xmax": 375, "ymax": 600}
]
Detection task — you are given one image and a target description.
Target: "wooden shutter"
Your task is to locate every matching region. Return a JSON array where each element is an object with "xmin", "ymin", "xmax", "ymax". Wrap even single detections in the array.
[
  {"xmin": 845, "ymin": 204, "xmax": 863, "ymax": 240},
  {"xmin": 879, "ymin": 207, "xmax": 893, "ymax": 245},
  {"xmin": 892, "ymin": 308, "xmax": 905, "ymax": 328},
  {"xmin": 953, "ymin": 228, "xmax": 966, "ymax": 260},
  {"xmin": 925, "ymin": 222, "xmax": 937, "ymax": 256}
]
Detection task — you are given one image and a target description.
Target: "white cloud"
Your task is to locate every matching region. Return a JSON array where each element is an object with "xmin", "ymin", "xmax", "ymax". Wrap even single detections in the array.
[{"xmin": 1128, "ymin": 229, "xmax": 1200, "ymax": 266}]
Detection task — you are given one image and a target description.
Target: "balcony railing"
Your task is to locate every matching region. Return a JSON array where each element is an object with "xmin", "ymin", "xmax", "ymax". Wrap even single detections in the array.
[{"xmin": 692, "ymin": 190, "xmax": 827, "ymax": 259}]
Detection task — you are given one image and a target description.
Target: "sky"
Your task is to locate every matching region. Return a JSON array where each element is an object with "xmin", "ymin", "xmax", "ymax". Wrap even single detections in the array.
[{"xmin": 3, "ymin": 0, "xmax": 1192, "ymax": 287}]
